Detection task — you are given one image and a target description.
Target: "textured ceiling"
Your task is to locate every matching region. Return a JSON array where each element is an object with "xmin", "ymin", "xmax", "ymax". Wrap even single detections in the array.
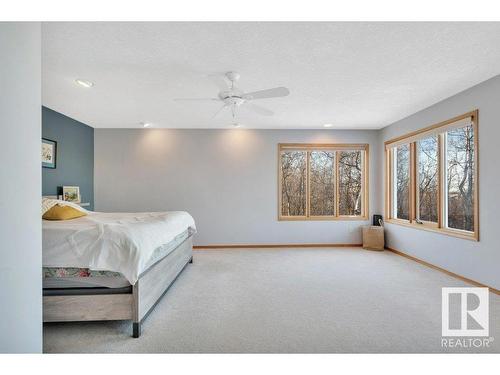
[{"xmin": 42, "ymin": 22, "xmax": 500, "ymax": 129}]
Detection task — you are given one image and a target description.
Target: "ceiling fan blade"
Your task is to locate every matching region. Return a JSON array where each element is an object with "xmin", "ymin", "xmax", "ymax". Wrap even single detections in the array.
[
  {"xmin": 212, "ymin": 104, "xmax": 228, "ymax": 119},
  {"xmin": 207, "ymin": 74, "xmax": 230, "ymax": 91},
  {"xmin": 243, "ymin": 87, "xmax": 290, "ymax": 100},
  {"xmin": 173, "ymin": 98, "xmax": 219, "ymax": 101},
  {"xmin": 245, "ymin": 103, "xmax": 274, "ymax": 116}
]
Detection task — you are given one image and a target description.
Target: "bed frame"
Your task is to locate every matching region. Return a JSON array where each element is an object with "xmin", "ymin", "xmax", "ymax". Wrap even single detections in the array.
[{"xmin": 43, "ymin": 235, "xmax": 193, "ymax": 338}]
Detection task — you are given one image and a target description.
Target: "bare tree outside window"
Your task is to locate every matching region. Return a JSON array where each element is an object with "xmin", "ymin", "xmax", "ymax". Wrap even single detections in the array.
[
  {"xmin": 339, "ymin": 150, "xmax": 362, "ymax": 215},
  {"xmin": 395, "ymin": 144, "xmax": 410, "ymax": 220},
  {"xmin": 280, "ymin": 151, "xmax": 306, "ymax": 216},
  {"xmin": 417, "ymin": 136, "xmax": 438, "ymax": 222},
  {"xmin": 447, "ymin": 125, "xmax": 474, "ymax": 232},
  {"xmin": 310, "ymin": 151, "xmax": 335, "ymax": 216}
]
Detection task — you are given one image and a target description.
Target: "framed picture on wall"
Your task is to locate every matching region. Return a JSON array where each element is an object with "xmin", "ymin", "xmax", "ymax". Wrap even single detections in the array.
[
  {"xmin": 62, "ymin": 186, "xmax": 81, "ymax": 203},
  {"xmin": 42, "ymin": 138, "xmax": 57, "ymax": 169}
]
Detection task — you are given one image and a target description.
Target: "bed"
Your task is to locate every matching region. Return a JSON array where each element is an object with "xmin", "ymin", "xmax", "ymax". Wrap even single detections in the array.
[{"xmin": 42, "ymin": 200, "xmax": 196, "ymax": 338}]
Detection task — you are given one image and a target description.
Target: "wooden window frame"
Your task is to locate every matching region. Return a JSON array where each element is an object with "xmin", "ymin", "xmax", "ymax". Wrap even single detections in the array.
[
  {"xmin": 384, "ymin": 110, "xmax": 479, "ymax": 241},
  {"xmin": 389, "ymin": 144, "xmax": 412, "ymax": 222},
  {"xmin": 278, "ymin": 143, "xmax": 369, "ymax": 221},
  {"xmin": 415, "ymin": 135, "xmax": 441, "ymax": 228}
]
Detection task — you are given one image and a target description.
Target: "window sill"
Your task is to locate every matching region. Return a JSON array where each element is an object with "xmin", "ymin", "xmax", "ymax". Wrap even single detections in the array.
[
  {"xmin": 278, "ymin": 216, "xmax": 369, "ymax": 222},
  {"xmin": 385, "ymin": 219, "xmax": 478, "ymax": 241}
]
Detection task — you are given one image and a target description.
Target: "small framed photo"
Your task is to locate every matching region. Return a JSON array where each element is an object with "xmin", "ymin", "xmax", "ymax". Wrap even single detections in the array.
[
  {"xmin": 62, "ymin": 186, "xmax": 81, "ymax": 203},
  {"xmin": 42, "ymin": 138, "xmax": 57, "ymax": 169}
]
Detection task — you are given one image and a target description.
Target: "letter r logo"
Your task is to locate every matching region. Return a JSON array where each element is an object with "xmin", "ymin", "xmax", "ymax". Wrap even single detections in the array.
[{"xmin": 442, "ymin": 287, "xmax": 489, "ymax": 337}]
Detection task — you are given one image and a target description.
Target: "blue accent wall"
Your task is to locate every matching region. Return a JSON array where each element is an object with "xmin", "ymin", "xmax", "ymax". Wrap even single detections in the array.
[{"xmin": 42, "ymin": 107, "xmax": 94, "ymax": 210}]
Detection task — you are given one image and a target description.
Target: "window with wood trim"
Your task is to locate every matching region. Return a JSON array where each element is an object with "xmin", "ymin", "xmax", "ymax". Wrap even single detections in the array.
[
  {"xmin": 279, "ymin": 144, "xmax": 369, "ymax": 220},
  {"xmin": 385, "ymin": 111, "xmax": 479, "ymax": 240},
  {"xmin": 391, "ymin": 144, "xmax": 410, "ymax": 220},
  {"xmin": 417, "ymin": 135, "xmax": 439, "ymax": 223}
]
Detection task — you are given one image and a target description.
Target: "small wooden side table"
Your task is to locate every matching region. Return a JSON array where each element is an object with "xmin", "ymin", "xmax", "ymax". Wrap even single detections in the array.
[{"xmin": 362, "ymin": 226, "xmax": 385, "ymax": 251}]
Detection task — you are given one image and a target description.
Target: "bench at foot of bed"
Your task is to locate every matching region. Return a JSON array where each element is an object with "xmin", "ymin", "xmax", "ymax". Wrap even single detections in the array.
[{"xmin": 43, "ymin": 236, "xmax": 194, "ymax": 339}]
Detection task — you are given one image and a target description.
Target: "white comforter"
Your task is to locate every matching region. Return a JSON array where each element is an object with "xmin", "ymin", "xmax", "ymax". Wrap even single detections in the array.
[{"xmin": 43, "ymin": 211, "xmax": 196, "ymax": 284}]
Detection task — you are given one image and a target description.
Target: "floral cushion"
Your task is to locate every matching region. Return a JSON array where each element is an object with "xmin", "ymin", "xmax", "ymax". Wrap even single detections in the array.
[{"xmin": 43, "ymin": 267, "xmax": 121, "ymax": 278}]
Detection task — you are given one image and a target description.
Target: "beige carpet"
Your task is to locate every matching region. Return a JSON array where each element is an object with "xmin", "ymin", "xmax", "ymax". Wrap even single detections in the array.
[{"xmin": 43, "ymin": 248, "xmax": 500, "ymax": 353}]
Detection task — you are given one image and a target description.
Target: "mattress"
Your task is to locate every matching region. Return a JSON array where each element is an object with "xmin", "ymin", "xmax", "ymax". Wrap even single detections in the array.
[
  {"xmin": 43, "ymin": 210, "xmax": 196, "ymax": 284},
  {"xmin": 43, "ymin": 229, "xmax": 191, "ymax": 289}
]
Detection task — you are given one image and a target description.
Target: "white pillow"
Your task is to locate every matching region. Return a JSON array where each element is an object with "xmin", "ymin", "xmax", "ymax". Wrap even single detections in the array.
[
  {"xmin": 58, "ymin": 200, "xmax": 89, "ymax": 214},
  {"xmin": 42, "ymin": 198, "xmax": 58, "ymax": 215},
  {"xmin": 42, "ymin": 197, "xmax": 88, "ymax": 216}
]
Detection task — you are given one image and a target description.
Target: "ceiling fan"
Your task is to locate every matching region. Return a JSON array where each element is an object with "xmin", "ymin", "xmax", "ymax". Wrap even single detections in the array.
[{"xmin": 174, "ymin": 72, "xmax": 290, "ymax": 123}]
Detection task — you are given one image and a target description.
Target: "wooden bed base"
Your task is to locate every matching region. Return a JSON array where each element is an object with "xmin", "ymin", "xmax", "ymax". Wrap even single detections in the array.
[{"xmin": 43, "ymin": 236, "xmax": 193, "ymax": 338}]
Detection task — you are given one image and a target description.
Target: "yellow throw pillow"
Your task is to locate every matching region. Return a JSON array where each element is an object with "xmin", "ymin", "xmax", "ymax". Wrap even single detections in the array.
[{"xmin": 42, "ymin": 204, "xmax": 87, "ymax": 220}]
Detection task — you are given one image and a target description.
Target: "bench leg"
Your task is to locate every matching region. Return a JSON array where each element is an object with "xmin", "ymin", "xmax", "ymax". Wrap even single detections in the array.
[
  {"xmin": 131, "ymin": 253, "xmax": 192, "ymax": 338},
  {"xmin": 133, "ymin": 322, "xmax": 141, "ymax": 338}
]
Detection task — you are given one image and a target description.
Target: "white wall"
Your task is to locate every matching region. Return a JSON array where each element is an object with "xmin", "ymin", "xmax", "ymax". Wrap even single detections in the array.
[
  {"xmin": 380, "ymin": 75, "xmax": 500, "ymax": 290},
  {"xmin": 0, "ymin": 23, "xmax": 42, "ymax": 352},
  {"xmin": 95, "ymin": 129, "xmax": 381, "ymax": 245}
]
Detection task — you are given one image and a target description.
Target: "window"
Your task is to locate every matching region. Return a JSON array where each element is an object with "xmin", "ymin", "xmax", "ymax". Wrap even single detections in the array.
[
  {"xmin": 280, "ymin": 151, "xmax": 306, "ymax": 217},
  {"xmin": 338, "ymin": 150, "xmax": 363, "ymax": 216},
  {"xmin": 385, "ymin": 111, "xmax": 478, "ymax": 240},
  {"xmin": 417, "ymin": 136, "xmax": 439, "ymax": 223},
  {"xmin": 309, "ymin": 151, "xmax": 335, "ymax": 216},
  {"xmin": 279, "ymin": 144, "xmax": 368, "ymax": 220},
  {"xmin": 446, "ymin": 124, "xmax": 475, "ymax": 232},
  {"xmin": 392, "ymin": 144, "xmax": 410, "ymax": 220}
]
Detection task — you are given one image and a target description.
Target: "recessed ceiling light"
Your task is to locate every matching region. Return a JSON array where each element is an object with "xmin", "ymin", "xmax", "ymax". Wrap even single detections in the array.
[
  {"xmin": 75, "ymin": 79, "xmax": 94, "ymax": 88},
  {"xmin": 323, "ymin": 123, "xmax": 333, "ymax": 128},
  {"xmin": 142, "ymin": 122, "xmax": 151, "ymax": 128}
]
